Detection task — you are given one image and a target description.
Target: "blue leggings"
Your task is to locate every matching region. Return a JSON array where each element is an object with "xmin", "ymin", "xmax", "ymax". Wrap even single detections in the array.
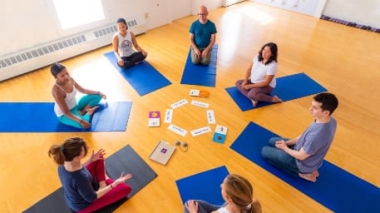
[{"xmin": 58, "ymin": 94, "xmax": 102, "ymax": 129}]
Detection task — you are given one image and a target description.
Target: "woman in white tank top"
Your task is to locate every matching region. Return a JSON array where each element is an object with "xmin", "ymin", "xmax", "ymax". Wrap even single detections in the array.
[
  {"xmin": 184, "ymin": 174, "xmax": 261, "ymax": 213},
  {"xmin": 51, "ymin": 63, "xmax": 106, "ymax": 129},
  {"xmin": 112, "ymin": 18, "xmax": 148, "ymax": 69}
]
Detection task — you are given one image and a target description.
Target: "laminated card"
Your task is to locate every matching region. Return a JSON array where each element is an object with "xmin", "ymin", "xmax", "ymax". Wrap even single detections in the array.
[
  {"xmin": 189, "ymin": 89, "xmax": 210, "ymax": 98},
  {"xmin": 148, "ymin": 111, "xmax": 160, "ymax": 127},
  {"xmin": 212, "ymin": 125, "xmax": 228, "ymax": 144}
]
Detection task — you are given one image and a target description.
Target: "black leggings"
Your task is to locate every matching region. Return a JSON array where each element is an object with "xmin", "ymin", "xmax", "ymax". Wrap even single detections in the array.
[{"xmin": 120, "ymin": 52, "xmax": 146, "ymax": 69}]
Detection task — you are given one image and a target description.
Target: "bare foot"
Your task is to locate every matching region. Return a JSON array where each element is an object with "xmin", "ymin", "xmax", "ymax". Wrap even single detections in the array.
[
  {"xmin": 83, "ymin": 104, "xmax": 92, "ymax": 113},
  {"xmin": 312, "ymin": 170, "xmax": 319, "ymax": 177},
  {"xmin": 299, "ymin": 173, "xmax": 317, "ymax": 182},
  {"xmin": 272, "ymin": 95, "xmax": 283, "ymax": 103},
  {"xmin": 86, "ymin": 106, "xmax": 99, "ymax": 116},
  {"xmin": 251, "ymin": 100, "xmax": 258, "ymax": 107}
]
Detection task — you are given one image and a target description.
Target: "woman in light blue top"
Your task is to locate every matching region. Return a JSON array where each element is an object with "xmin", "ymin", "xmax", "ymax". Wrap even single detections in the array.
[{"xmin": 51, "ymin": 63, "xmax": 106, "ymax": 129}]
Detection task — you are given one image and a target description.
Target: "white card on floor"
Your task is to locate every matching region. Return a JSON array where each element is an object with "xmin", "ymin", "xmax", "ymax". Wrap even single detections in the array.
[
  {"xmin": 206, "ymin": 110, "xmax": 216, "ymax": 124},
  {"xmin": 164, "ymin": 109, "xmax": 173, "ymax": 123},
  {"xmin": 191, "ymin": 100, "xmax": 209, "ymax": 108},
  {"xmin": 171, "ymin": 99, "xmax": 188, "ymax": 109},
  {"xmin": 168, "ymin": 124, "xmax": 188, "ymax": 136},
  {"xmin": 191, "ymin": 126, "xmax": 211, "ymax": 137},
  {"xmin": 189, "ymin": 89, "xmax": 200, "ymax": 96},
  {"xmin": 215, "ymin": 125, "xmax": 228, "ymax": 134}
]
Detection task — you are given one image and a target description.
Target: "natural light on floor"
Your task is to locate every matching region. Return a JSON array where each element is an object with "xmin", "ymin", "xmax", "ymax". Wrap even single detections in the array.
[
  {"xmin": 53, "ymin": 0, "xmax": 105, "ymax": 29},
  {"xmin": 238, "ymin": 6, "xmax": 275, "ymax": 25}
]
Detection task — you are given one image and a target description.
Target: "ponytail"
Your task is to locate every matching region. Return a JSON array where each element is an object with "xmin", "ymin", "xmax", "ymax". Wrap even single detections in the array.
[
  {"xmin": 48, "ymin": 137, "xmax": 87, "ymax": 165},
  {"xmin": 251, "ymin": 198, "xmax": 262, "ymax": 213},
  {"xmin": 48, "ymin": 145, "xmax": 66, "ymax": 165}
]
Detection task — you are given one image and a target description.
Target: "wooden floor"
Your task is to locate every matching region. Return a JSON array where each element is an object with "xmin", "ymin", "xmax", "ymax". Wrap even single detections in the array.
[{"xmin": 1, "ymin": 2, "xmax": 380, "ymax": 212}]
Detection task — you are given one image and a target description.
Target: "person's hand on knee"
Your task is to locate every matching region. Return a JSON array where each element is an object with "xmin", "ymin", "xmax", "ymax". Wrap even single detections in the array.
[
  {"xmin": 117, "ymin": 59, "xmax": 124, "ymax": 66},
  {"xmin": 185, "ymin": 200, "xmax": 198, "ymax": 213}
]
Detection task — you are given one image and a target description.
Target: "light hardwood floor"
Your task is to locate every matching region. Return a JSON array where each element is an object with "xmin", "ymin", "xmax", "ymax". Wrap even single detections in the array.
[{"xmin": 1, "ymin": 2, "xmax": 379, "ymax": 213}]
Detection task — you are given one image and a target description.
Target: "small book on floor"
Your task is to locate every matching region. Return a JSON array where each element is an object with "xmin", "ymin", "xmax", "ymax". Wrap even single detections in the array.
[
  {"xmin": 212, "ymin": 125, "xmax": 228, "ymax": 144},
  {"xmin": 189, "ymin": 89, "xmax": 210, "ymax": 98},
  {"xmin": 148, "ymin": 111, "xmax": 160, "ymax": 127},
  {"xmin": 149, "ymin": 140, "xmax": 176, "ymax": 165}
]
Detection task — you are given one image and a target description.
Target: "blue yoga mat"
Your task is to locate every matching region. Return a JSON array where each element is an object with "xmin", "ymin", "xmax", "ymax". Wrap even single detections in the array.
[
  {"xmin": 104, "ymin": 52, "xmax": 171, "ymax": 96},
  {"xmin": 226, "ymin": 73, "xmax": 327, "ymax": 111},
  {"xmin": 230, "ymin": 122, "xmax": 380, "ymax": 213},
  {"xmin": 0, "ymin": 102, "xmax": 132, "ymax": 132},
  {"xmin": 180, "ymin": 45, "xmax": 218, "ymax": 87},
  {"xmin": 176, "ymin": 165, "xmax": 229, "ymax": 205}
]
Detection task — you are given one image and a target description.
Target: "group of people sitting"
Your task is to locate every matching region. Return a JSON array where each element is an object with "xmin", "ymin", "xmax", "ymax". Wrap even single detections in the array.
[
  {"xmin": 51, "ymin": 5, "xmax": 282, "ymax": 130},
  {"xmin": 49, "ymin": 5, "xmax": 339, "ymax": 213},
  {"xmin": 49, "ymin": 136, "xmax": 262, "ymax": 213}
]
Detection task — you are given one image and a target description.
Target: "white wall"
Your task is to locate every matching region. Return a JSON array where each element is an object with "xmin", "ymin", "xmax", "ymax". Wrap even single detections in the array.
[
  {"xmin": 1, "ymin": 0, "xmax": 148, "ymax": 56},
  {"xmin": 147, "ymin": 0, "xmax": 171, "ymax": 29},
  {"xmin": 322, "ymin": 0, "xmax": 380, "ymax": 29},
  {"xmin": 3, "ymin": 0, "xmax": 378, "ymax": 59},
  {"xmin": 252, "ymin": 0, "xmax": 380, "ymax": 29},
  {"xmin": 0, "ymin": 0, "xmax": 204, "ymax": 57},
  {"xmin": 191, "ymin": 0, "xmax": 224, "ymax": 15},
  {"xmin": 253, "ymin": 0, "xmax": 326, "ymax": 18},
  {"xmin": 169, "ymin": 0, "xmax": 192, "ymax": 21}
]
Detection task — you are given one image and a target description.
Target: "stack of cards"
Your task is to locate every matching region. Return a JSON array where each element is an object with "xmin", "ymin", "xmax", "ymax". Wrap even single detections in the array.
[
  {"xmin": 148, "ymin": 111, "xmax": 160, "ymax": 127},
  {"xmin": 213, "ymin": 125, "xmax": 228, "ymax": 144}
]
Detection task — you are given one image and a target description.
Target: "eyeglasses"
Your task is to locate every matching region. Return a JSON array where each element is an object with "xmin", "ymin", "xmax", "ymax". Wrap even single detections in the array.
[{"xmin": 198, "ymin": 13, "xmax": 207, "ymax": 16}]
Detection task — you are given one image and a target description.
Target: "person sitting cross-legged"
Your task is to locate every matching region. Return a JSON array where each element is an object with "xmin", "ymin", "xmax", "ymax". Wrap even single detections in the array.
[{"xmin": 261, "ymin": 92, "xmax": 339, "ymax": 182}]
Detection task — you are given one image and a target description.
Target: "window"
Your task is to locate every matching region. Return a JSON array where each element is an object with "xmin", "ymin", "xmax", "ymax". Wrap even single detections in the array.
[{"xmin": 53, "ymin": 0, "xmax": 105, "ymax": 29}]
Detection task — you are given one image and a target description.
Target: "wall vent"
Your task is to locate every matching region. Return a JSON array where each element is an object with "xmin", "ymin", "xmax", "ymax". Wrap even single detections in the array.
[
  {"xmin": 0, "ymin": 15, "xmax": 147, "ymax": 81},
  {"xmin": 94, "ymin": 25, "xmax": 118, "ymax": 38},
  {"xmin": 0, "ymin": 35, "xmax": 86, "ymax": 69}
]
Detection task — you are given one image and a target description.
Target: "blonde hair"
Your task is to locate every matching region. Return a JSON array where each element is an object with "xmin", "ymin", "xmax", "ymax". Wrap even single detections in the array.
[{"xmin": 224, "ymin": 174, "xmax": 262, "ymax": 213}]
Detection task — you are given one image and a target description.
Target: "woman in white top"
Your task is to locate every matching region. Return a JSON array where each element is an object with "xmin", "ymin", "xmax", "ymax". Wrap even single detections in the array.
[
  {"xmin": 112, "ymin": 18, "xmax": 148, "ymax": 69},
  {"xmin": 51, "ymin": 63, "xmax": 106, "ymax": 129},
  {"xmin": 184, "ymin": 174, "xmax": 262, "ymax": 213},
  {"xmin": 235, "ymin": 42, "xmax": 282, "ymax": 107}
]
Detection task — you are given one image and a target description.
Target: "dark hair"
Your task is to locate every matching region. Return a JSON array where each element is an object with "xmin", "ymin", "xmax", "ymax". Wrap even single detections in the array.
[
  {"xmin": 116, "ymin": 18, "xmax": 127, "ymax": 26},
  {"xmin": 225, "ymin": 174, "xmax": 261, "ymax": 213},
  {"xmin": 48, "ymin": 137, "xmax": 88, "ymax": 165},
  {"xmin": 313, "ymin": 92, "xmax": 339, "ymax": 115},
  {"xmin": 258, "ymin": 42, "xmax": 278, "ymax": 65},
  {"xmin": 50, "ymin": 62, "xmax": 66, "ymax": 78}
]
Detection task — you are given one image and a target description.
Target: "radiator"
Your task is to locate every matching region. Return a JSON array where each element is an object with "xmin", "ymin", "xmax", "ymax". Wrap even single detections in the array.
[
  {"xmin": 223, "ymin": 0, "xmax": 246, "ymax": 7},
  {"xmin": 0, "ymin": 16, "xmax": 147, "ymax": 81}
]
